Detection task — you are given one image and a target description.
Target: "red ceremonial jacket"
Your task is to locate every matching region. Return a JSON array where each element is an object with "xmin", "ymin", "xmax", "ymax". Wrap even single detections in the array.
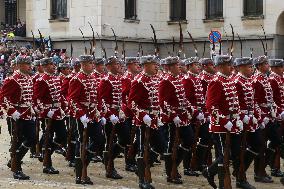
[
  {"xmin": 67, "ymin": 71, "xmax": 99, "ymax": 121},
  {"xmin": 234, "ymin": 73, "xmax": 261, "ymax": 132},
  {"xmin": 269, "ymin": 72, "xmax": 284, "ymax": 116},
  {"xmin": 98, "ymin": 73, "xmax": 123, "ymax": 121},
  {"xmin": 159, "ymin": 73, "xmax": 190, "ymax": 126},
  {"xmin": 121, "ymin": 71, "xmax": 135, "ymax": 118},
  {"xmin": 128, "ymin": 72, "xmax": 160, "ymax": 129},
  {"xmin": 1, "ymin": 71, "xmax": 34, "ymax": 120},
  {"xmin": 206, "ymin": 72, "xmax": 241, "ymax": 133},
  {"xmin": 252, "ymin": 71, "xmax": 277, "ymax": 121},
  {"xmin": 33, "ymin": 72, "xmax": 65, "ymax": 120}
]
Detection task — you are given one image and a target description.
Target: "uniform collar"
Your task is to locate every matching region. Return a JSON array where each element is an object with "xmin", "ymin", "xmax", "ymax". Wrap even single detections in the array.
[
  {"xmin": 217, "ymin": 72, "xmax": 229, "ymax": 79},
  {"xmin": 187, "ymin": 71, "xmax": 198, "ymax": 77}
]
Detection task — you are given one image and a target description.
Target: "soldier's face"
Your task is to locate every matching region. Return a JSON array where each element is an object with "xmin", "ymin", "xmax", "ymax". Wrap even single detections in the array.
[
  {"xmin": 61, "ymin": 67, "xmax": 71, "ymax": 76},
  {"xmin": 168, "ymin": 63, "xmax": 180, "ymax": 76},
  {"xmin": 239, "ymin": 64, "xmax": 253, "ymax": 77},
  {"xmin": 127, "ymin": 62, "xmax": 140, "ymax": 74},
  {"xmin": 107, "ymin": 61, "xmax": 120, "ymax": 74},
  {"xmin": 218, "ymin": 63, "xmax": 232, "ymax": 76},
  {"xmin": 188, "ymin": 62, "xmax": 201, "ymax": 74},
  {"xmin": 144, "ymin": 62, "xmax": 158, "ymax": 75},
  {"xmin": 44, "ymin": 63, "xmax": 56, "ymax": 74},
  {"xmin": 95, "ymin": 64, "xmax": 105, "ymax": 74},
  {"xmin": 36, "ymin": 65, "xmax": 44, "ymax": 73},
  {"xmin": 271, "ymin": 66, "xmax": 284, "ymax": 75},
  {"xmin": 18, "ymin": 63, "xmax": 32, "ymax": 75},
  {"xmin": 259, "ymin": 61, "xmax": 270, "ymax": 73},
  {"xmin": 81, "ymin": 62, "xmax": 94, "ymax": 74},
  {"xmin": 203, "ymin": 63, "xmax": 216, "ymax": 74}
]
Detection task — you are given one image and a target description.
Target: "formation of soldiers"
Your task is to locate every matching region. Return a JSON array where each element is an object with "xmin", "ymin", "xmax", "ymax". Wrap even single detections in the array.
[{"xmin": 1, "ymin": 27, "xmax": 284, "ymax": 189}]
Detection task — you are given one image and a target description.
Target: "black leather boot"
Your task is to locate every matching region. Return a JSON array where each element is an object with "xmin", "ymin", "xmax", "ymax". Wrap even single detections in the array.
[
  {"xmin": 125, "ymin": 145, "xmax": 137, "ymax": 172},
  {"xmin": 164, "ymin": 153, "xmax": 182, "ymax": 184},
  {"xmin": 202, "ymin": 167, "xmax": 217, "ymax": 189},
  {"xmin": 196, "ymin": 144, "xmax": 208, "ymax": 171},
  {"xmin": 217, "ymin": 166, "xmax": 225, "ymax": 189},
  {"xmin": 236, "ymin": 180, "xmax": 256, "ymax": 189},
  {"xmin": 75, "ymin": 157, "xmax": 82, "ymax": 184},
  {"xmin": 137, "ymin": 157, "xmax": 154, "ymax": 189},
  {"xmin": 183, "ymin": 149, "xmax": 199, "ymax": 177}
]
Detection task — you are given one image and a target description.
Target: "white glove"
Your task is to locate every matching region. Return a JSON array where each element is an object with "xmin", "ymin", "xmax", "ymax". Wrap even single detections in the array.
[
  {"xmin": 263, "ymin": 117, "xmax": 270, "ymax": 125},
  {"xmin": 100, "ymin": 117, "xmax": 107, "ymax": 126},
  {"xmin": 252, "ymin": 116, "xmax": 258, "ymax": 125},
  {"xmin": 119, "ymin": 110, "xmax": 126, "ymax": 120},
  {"xmin": 32, "ymin": 117, "xmax": 36, "ymax": 121},
  {"xmin": 243, "ymin": 115, "xmax": 250, "ymax": 124},
  {"xmin": 173, "ymin": 116, "xmax": 181, "ymax": 126},
  {"xmin": 196, "ymin": 113, "xmax": 205, "ymax": 121},
  {"xmin": 224, "ymin": 121, "xmax": 233, "ymax": 132},
  {"xmin": 12, "ymin": 111, "xmax": 21, "ymax": 121},
  {"xmin": 280, "ymin": 111, "xmax": 284, "ymax": 120},
  {"xmin": 157, "ymin": 117, "xmax": 164, "ymax": 127},
  {"xmin": 143, "ymin": 114, "xmax": 152, "ymax": 126},
  {"xmin": 236, "ymin": 120, "xmax": 244, "ymax": 131},
  {"xmin": 47, "ymin": 110, "xmax": 54, "ymax": 119},
  {"xmin": 80, "ymin": 115, "xmax": 90, "ymax": 128},
  {"xmin": 110, "ymin": 114, "xmax": 119, "ymax": 125},
  {"xmin": 260, "ymin": 122, "xmax": 266, "ymax": 129}
]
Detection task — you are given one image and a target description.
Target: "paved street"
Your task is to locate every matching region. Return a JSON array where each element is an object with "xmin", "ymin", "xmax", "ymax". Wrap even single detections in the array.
[{"xmin": 0, "ymin": 119, "xmax": 283, "ymax": 189}]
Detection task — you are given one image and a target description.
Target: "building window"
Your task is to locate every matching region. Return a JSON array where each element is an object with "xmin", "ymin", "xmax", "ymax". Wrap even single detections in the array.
[
  {"xmin": 51, "ymin": 0, "xmax": 67, "ymax": 20},
  {"xmin": 125, "ymin": 0, "xmax": 137, "ymax": 20},
  {"xmin": 206, "ymin": 0, "xmax": 223, "ymax": 19},
  {"xmin": 243, "ymin": 0, "xmax": 263, "ymax": 16},
  {"xmin": 170, "ymin": 0, "xmax": 186, "ymax": 21},
  {"xmin": 5, "ymin": 0, "xmax": 17, "ymax": 26}
]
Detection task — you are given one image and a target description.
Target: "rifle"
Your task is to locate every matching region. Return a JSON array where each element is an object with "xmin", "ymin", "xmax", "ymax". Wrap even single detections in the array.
[
  {"xmin": 79, "ymin": 28, "xmax": 88, "ymax": 55},
  {"xmin": 31, "ymin": 30, "xmax": 36, "ymax": 51},
  {"xmin": 238, "ymin": 124, "xmax": 247, "ymax": 181},
  {"xmin": 144, "ymin": 126, "xmax": 152, "ymax": 183},
  {"xmin": 229, "ymin": 24, "xmax": 235, "ymax": 57},
  {"xmin": 88, "ymin": 22, "xmax": 96, "ymax": 56},
  {"xmin": 224, "ymin": 131, "xmax": 232, "ymax": 189},
  {"xmin": 10, "ymin": 119, "xmax": 19, "ymax": 173},
  {"xmin": 187, "ymin": 31, "xmax": 198, "ymax": 57},
  {"xmin": 35, "ymin": 118, "xmax": 41, "ymax": 158},
  {"xmin": 261, "ymin": 25, "xmax": 268, "ymax": 55},
  {"xmin": 111, "ymin": 28, "xmax": 118, "ymax": 58},
  {"xmin": 81, "ymin": 124, "xmax": 89, "ymax": 181},
  {"xmin": 127, "ymin": 120, "xmax": 137, "ymax": 161},
  {"xmin": 106, "ymin": 122, "xmax": 117, "ymax": 176},
  {"xmin": 150, "ymin": 24, "xmax": 159, "ymax": 56},
  {"xmin": 237, "ymin": 34, "xmax": 243, "ymax": 58},
  {"xmin": 170, "ymin": 125, "xmax": 181, "ymax": 180},
  {"xmin": 97, "ymin": 32, "xmax": 107, "ymax": 58},
  {"xmin": 190, "ymin": 120, "xmax": 201, "ymax": 171},
  {"xmin": 43, "ymin": 118, "xmax": 52, "ymax": 168},
  {"xmin": 66, "ymin": 117, "xmax": 74, "ymax": 161}
]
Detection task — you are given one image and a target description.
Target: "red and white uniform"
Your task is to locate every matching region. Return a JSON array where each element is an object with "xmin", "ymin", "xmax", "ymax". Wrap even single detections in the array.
[
  {"xmin": 1, "ymin": 71, "xmax": 34, "ymax": 120},
  {"xmin": 98, "ymin": 73, "xmax": 123, "ymax": 121},
  {"xmin": 92, "ymin": 71, "xmax": 105, "ymax": 89},
  {"xmin": 61, "ymin": 72, "xmax": 77, "ymax": 117},
  {"xmin": 128, "ymin": 72, "xmax": 160, "ymax": 129},
  {"xmin": 252, "ymin": 71, "xmax": 277, "ymax": 121},
  {"xmin": 206, "ymin": 72, "xmax": 241, "ymax": 133},
  {"xmin": 182, "ymin": 71, "xmax": 205, "ymax": 119},
  {"xmin": 234, "ymin": 73, "xmax": 261, "ymax": 132},
  {"xmin": 269, "ymin": 72, "xmax": 284, "ymax": 117},
  {"xmin": 121, "ymin": 71, "xmax": 135, "ymax": 118},
  {"xmin": 159, "ymin": 73, "xmax": 190, "ymax": 126},
  {"xmin": 199, "ymin": 70, "xmax": 214, "ymax": 99},
  {"xmin": 34, "ymin": 73, "xmax": 65, "ymax": 120},
  {"xmin": 67, "ymin": 71, "xmax": 99, "ymax": 121}
]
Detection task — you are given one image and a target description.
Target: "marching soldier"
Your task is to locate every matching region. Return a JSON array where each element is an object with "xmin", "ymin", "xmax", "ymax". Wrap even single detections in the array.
[
  {"xmin": 34, "ymin": 57, "xmax": 67, "ymax": 174},
  {"xmin": 205, "ymin": 55, "xmax": 243, "ymax": 189},
  {"xmin": 252, "ymin": 56, "xmax": 281, "ymax": 183},
  {"xmin": 159, "ymin": 56, "xmax": 194, "ymax": 184},
  {"xmin": 62, "ymin": 58, "xmax": 81, "ymax": 167},
  {"xmin": 128, "ymin": 55, "xmax": 164, "ymax": 189},
  {"xmin": 1, "ymin": 55, "xmax": 36, "ymax": 180},
  {"xmin": 182, "ymin": 57, "xmax": 207, "ymax": 176},
  {"xmin": 233, "ymin": 57, "xmax": 258, "ymax": 189},
  {"xmin": 268, "ymin": 59, "xmax": 284, "ymax": 177},
  {"xmin": 68, "ymin": 55, "xmax": 99, "ymax": 185},
  {"xmin": 121, "ymin": 57, "xmax": 141, "ymax": 172},
  {"xmin": 98, "ymin": 56, "xmax": 125, "ymax": 179}
]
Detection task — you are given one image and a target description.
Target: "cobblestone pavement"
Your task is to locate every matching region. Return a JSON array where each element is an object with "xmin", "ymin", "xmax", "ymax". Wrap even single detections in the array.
[{"xmin": 0, "ymin": 119, "xmax": 283, "ymax": 189}]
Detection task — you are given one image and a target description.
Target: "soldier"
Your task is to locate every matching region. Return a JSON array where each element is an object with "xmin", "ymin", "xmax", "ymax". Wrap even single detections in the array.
[
  {"xmin": 68, "ymin": 55, "xmax": 99, "ymax": 185},
  {"xmin": 268, "ymin": 59, "xmax": 284, "ymax": 177},
  {"xmin": 32, "ymin": 59, "xmax": 44, "ymax": 83},
  {"xmin": 252, "ymin": 56, "xmax": 281, "ymax": 183},
  {"xmin": 205, "ymin": 55, "xmax": 243, "ymax": 189},
  {"xmin": 58, "ymin": 62, "xmax": 71, "ymax": 80},
  {"xmin": 1, "ymin": 55, "xmax": 35, "ymax": 180},
  {"xmin": 159, "ymin": 56, "xmax": 194, "ymax": 184},
  {"xmin": 98, "ymin": 56, "xmax": 126, "ymax": 179},
  {"xmin": 233, "ymin": 57, "xmax": 258, "ymax": 189},
  {"xmin": 128, "ymin": 55, "xmax": 164, "ymax": 189},
  {"xmin": 34, "ymin": 57, "xmax": 67, "ymax": 174},
  {"xmin": 182, "ymin": 57, "xmax": 207, "ymax": 176},
  {"xmin": 89, "ymin": 57, "xmax": 106, "ymax": 163},
  {"xmin": 62, "ymin": 58, "xmax": 81, "ymax": 167},
  {"xmin": 121, "ymin": 57, "xmax": 141, "ymax": 172}
]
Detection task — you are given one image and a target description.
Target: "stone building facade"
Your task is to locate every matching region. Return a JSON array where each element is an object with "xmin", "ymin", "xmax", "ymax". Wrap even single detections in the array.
[{"xmin": 1, "ymin": 0, "xmax": 284, "ymax": 58}]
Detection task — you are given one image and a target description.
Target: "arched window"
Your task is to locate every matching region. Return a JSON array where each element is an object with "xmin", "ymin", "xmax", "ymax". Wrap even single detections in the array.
[
  {"xmin": 51, "ymin": 0, "xmax": 67, "ymax": 20},
  {"xmin": 206, "ymin": 0, "xmax": 223, "ymax": 19},
  {"xmin": 170, "ymin": 0, "xmax": 186, "ymax": 21}
]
